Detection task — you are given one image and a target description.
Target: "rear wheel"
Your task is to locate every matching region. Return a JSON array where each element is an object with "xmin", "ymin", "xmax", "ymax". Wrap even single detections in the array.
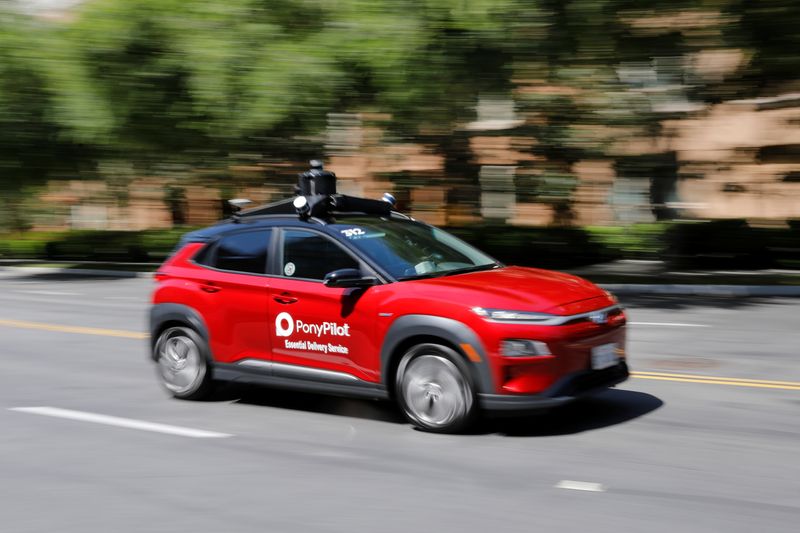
[
  {"xmin": 155, "ymin": 326, "xmax": 213, "ymax": 400},
  {"xmin": 395, "ymin": 343, "xmax": 476, "ymax": 433}
]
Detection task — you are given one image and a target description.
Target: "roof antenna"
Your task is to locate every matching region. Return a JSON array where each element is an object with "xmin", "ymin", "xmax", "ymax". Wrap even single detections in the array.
[
  {"xmin": 229, "ymin": 198, "xmax": 254, "ymax": 212},
  {"xmin": 228, "ymin": 198, "xmax": 253, "ymax": 223},
  {"xmin": 381, "ymin": 192, "xmax": 397, "ymax": 207}
]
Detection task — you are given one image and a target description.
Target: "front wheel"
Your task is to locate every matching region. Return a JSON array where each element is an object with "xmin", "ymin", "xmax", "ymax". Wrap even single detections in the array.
[
  {"xmin": 154, "ymin": 326, "xmax": 214, "ymax": 400},
  {"xmin": 395, "ymin": 343, "xmax": 477, "ymax": 433}
]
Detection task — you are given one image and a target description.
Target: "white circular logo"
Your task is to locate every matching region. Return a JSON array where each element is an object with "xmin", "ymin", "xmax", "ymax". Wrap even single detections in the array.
[
  {"xmin": 275, "ymin": 312, "xmax": 294, "ymax": 337},
  {"xmin": 284, "ymin": 262, "xmax": 296, "ymax": 276}
]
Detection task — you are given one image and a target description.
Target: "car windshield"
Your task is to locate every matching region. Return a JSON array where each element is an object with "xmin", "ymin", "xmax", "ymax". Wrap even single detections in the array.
[{"xmin": 329, "ymin": 217, "xmax": 499, "ymax": 280}]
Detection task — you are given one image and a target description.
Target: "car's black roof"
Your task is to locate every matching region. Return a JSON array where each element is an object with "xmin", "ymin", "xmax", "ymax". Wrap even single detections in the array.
[{"xmin": 178, "ymin": 200, "xmax": 412, "ymax": 247}]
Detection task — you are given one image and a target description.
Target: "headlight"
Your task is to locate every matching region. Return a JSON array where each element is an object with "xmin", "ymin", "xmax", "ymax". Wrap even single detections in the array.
[
  {"xmin": 501, "ymin": 339, "xmax": 551, "ymax": 357},
  {"xmin": 471, "ymin": 307, "xmax": 556, "ymax": 323}
]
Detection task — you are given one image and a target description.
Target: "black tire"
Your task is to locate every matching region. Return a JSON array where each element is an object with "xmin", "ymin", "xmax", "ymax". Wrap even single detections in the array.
[
  {"xmin": 154, "ymin": 326, "xmax": 214, "ymax": 400},
  {"xmin": 395, "ymin": 343, "xmax": 477, "ymax": 433}
]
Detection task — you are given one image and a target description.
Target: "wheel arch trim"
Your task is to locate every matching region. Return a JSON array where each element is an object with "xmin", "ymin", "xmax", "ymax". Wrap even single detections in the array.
[
  {"xmin": 379, "ymin": 315, "xmax": 494, "ymax": 394},
  {"xmin": 149, "ymin": 303, "xmax": 210, "ymax": 360}
]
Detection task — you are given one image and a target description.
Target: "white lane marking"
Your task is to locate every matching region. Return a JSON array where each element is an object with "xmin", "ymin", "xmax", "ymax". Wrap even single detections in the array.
[
  {"xmin": 16, "ymin": 290, "xmax": 80, "ymax": 296},
  {"xmin": 9, "ymin": 407, "xmax": 232, "ymax": 439},
  {"xmin": 555, "ymin": 480, "xmax": 606, "ymax": 492},
  {"xmin": 629, "ymin": 321, "xmax": 710, "ymax": 328}
]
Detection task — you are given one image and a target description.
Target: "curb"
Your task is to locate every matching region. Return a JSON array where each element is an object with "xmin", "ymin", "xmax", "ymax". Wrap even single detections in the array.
[{"xmin": 0, "ymin": 266, "xmax": 154, "ymax": 279}]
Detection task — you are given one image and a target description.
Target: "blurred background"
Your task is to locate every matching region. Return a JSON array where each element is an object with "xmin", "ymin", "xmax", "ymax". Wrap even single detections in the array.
[
  {"xmin": 1, "ymin": 0, "xmax": 799, "ymax": 269},
  {"xmin": 2, "ymin": 5, "xmax": 799, "ymax": 531}
]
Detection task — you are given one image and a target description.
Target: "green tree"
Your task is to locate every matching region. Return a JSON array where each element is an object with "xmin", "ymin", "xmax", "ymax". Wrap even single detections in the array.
[{"xmin": 0, "ymin": 8, "xmax": 96, "ymax": 229}]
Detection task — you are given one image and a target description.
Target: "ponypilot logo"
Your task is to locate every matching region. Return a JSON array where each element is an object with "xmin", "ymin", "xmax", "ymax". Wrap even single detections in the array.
[
  {"xmin": 275, "ymin": 312, "xmax": 351, "ymax": 338},
  {"xmin": 275, "ymin": 312, "xmax": 294, "ymax": 337}
]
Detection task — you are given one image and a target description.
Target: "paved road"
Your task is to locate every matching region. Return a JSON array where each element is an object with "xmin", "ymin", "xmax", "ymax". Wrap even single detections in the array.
[{"xmin": 1, "ymin": 272, "xmax": 798, "ymax": 533}]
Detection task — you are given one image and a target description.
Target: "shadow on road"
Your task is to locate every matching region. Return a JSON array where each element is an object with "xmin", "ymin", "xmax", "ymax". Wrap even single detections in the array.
[
  {"xmin": 210, "ymin": 384, "xmax": 662, "ymax": 435},
  {"xmin": 483, "ymin": 389, "xmax": 663, "ymax": 437},
  {"xmin": 212, "ymin": 384, "xmax": 406, "ymax": 424}
]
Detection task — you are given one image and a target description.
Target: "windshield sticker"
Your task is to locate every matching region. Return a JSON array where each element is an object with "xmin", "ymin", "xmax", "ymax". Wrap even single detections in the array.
[
  {"xmin": 340, "ymin": 227, "xmax": 366, "ymax": 238},
  {"xmin": 339, "ymin": 227, "xmax": 385, "ymax": 240},
  {"xmin": 284, "ymin": 262, "xmax": 296, "ymax": 276}
]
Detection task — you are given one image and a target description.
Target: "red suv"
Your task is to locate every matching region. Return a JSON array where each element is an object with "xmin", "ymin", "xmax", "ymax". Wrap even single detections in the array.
[{"xmin": 150, "ymin": 163, "xmax": 628, "ymax": 432}]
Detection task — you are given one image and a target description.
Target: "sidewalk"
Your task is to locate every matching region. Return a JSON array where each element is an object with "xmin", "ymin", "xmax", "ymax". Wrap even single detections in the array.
[
  {"xmin": 568, "ymin": 260, "xmax": 800, "ymax": 296},
  {"xmin": 2, "ymin": 259, "xmax": 799, "ymax": 296}
]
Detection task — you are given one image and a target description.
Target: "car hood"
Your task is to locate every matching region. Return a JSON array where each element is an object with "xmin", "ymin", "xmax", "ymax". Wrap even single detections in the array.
[{"xmin": 407, "ymin": 266, "xmax": 611, "ymax": 314}]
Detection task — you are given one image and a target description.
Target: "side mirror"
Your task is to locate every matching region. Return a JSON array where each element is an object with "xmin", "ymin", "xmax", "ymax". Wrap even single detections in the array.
[{"xmin": 323, "ymin": 268, "xmax": 376, "ymax": 288}]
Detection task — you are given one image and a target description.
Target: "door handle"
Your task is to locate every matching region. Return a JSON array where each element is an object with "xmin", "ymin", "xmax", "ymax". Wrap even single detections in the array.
[
  {"xmin": 200, "ymin": 281, "xmax": 221, "ymax": 293},
  {"xmin": 273, "ymin": 293, "xmax": 298, "ymax": 304}
]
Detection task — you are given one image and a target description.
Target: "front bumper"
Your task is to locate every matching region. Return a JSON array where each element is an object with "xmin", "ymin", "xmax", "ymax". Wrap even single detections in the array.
[{"xmin": 477, "ymin": 361, "xmax": 629, "ymax": 412}]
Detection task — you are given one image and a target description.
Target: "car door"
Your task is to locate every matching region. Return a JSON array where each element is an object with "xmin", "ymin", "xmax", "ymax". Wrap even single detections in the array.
[
  {"xmin": 268, "ymin": 228, "xmax": 380, "ymax": 382},
  {"xmin": 193, "ymin": 228, "xmax": 273, "ymax": 364}
]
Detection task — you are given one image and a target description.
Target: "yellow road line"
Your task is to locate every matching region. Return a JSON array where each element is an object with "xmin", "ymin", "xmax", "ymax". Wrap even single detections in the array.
[
  {"xmin": 0, "ymin": 317, "xmax": 798, "ymax": 390},
  {"xmin": 634, "ymin": 370, "xmax": 800, "ymax": 387},
  {"xmin": 631, "ymin": 372, "xmax": 800, "ymax": 391},
  {"xmin": 0, "ymin": 319, "xmax": 148, "ymax": 340}
]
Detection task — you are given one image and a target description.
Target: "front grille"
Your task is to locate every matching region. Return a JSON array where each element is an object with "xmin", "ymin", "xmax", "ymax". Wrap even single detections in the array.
[{"xmin": 561, "ymin": 307, "xmax": 626, "ymax": 327}]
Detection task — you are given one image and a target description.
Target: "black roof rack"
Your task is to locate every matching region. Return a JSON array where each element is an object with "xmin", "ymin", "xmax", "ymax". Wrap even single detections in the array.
[
  {"xmin": 230, "ymin": 160, "xmax": 398, "ymax": 222},
  {"xmin": 235, "ymin": 197, "xmax": 297, "ymax": 218}
]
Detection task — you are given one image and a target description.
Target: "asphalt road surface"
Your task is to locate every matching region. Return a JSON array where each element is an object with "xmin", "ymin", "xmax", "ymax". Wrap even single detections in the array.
[{"xmin": 1, "ymin": 272, "xmax": 798, "ymax": 533}]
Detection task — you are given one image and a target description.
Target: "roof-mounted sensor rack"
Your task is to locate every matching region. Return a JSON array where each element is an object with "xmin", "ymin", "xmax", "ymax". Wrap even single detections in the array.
[{"xmin": 231, "ymin": 160, "xmax": 399, "ymax": 222}]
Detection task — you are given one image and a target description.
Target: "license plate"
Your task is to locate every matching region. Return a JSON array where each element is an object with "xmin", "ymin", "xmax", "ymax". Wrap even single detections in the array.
[{"xmin": 591, "ymin": 343, "xmax": 618, "ymax": 370}]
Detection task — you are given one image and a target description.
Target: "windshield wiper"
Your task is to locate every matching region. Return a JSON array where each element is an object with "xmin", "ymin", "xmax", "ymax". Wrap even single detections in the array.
[
  {"xmin": 440, "ymin": 263, "xmax": 501, "ymax": 277},
  {"xmin": 396, "ymin": 272, "xmax": 444, "ymax": 281},
  {"xmin": 397, "ymin": 263, "xmax": 500, "ymax": 281}
]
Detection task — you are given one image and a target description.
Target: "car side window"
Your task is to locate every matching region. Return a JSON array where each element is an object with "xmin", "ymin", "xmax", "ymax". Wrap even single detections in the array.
[
  {"xmin": 282, "ymin": 229, "xmax": 359, "ymax": 280},
  {"xmin": 211, "ymin": 229, "xmax": 271, "ymax": 274}
]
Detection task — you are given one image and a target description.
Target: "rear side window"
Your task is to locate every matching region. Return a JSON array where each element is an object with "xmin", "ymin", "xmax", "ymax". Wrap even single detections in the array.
[
  {"xmin": 207, "ymin": 229, "xmax": 271, "ymax": 274},
  {"xmin": 282, "ymin": 230, "xmax": 358, "ymax": 280}
]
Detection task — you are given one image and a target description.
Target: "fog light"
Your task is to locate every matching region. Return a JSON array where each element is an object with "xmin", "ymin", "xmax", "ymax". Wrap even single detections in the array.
[{"xmin": 501, "ymin": 339, "xmax": 551, "ymax": 357}]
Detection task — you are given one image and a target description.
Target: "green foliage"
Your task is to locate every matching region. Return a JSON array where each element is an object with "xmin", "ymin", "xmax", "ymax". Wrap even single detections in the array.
[
  {"xmin": 2, "ymin": 221, "xmax": 796, "ymax": 270},
  {"xmin": 448, "ymin": 224, "xmax": 615, "ymax": 268},
  {"xmin": 586, "ymin": 224, "xmax": 668, "ymax": 259},
  {"xmin": 0, "ymin": 228, "xmax": 190, "ymax": 261},
  {"xmin": 0, "ymin": 231, "xmax": 61, "ymax": 258},
  {"xmin": 2, "ymin": 0, "xmax": 800, "ymax": 231}
]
